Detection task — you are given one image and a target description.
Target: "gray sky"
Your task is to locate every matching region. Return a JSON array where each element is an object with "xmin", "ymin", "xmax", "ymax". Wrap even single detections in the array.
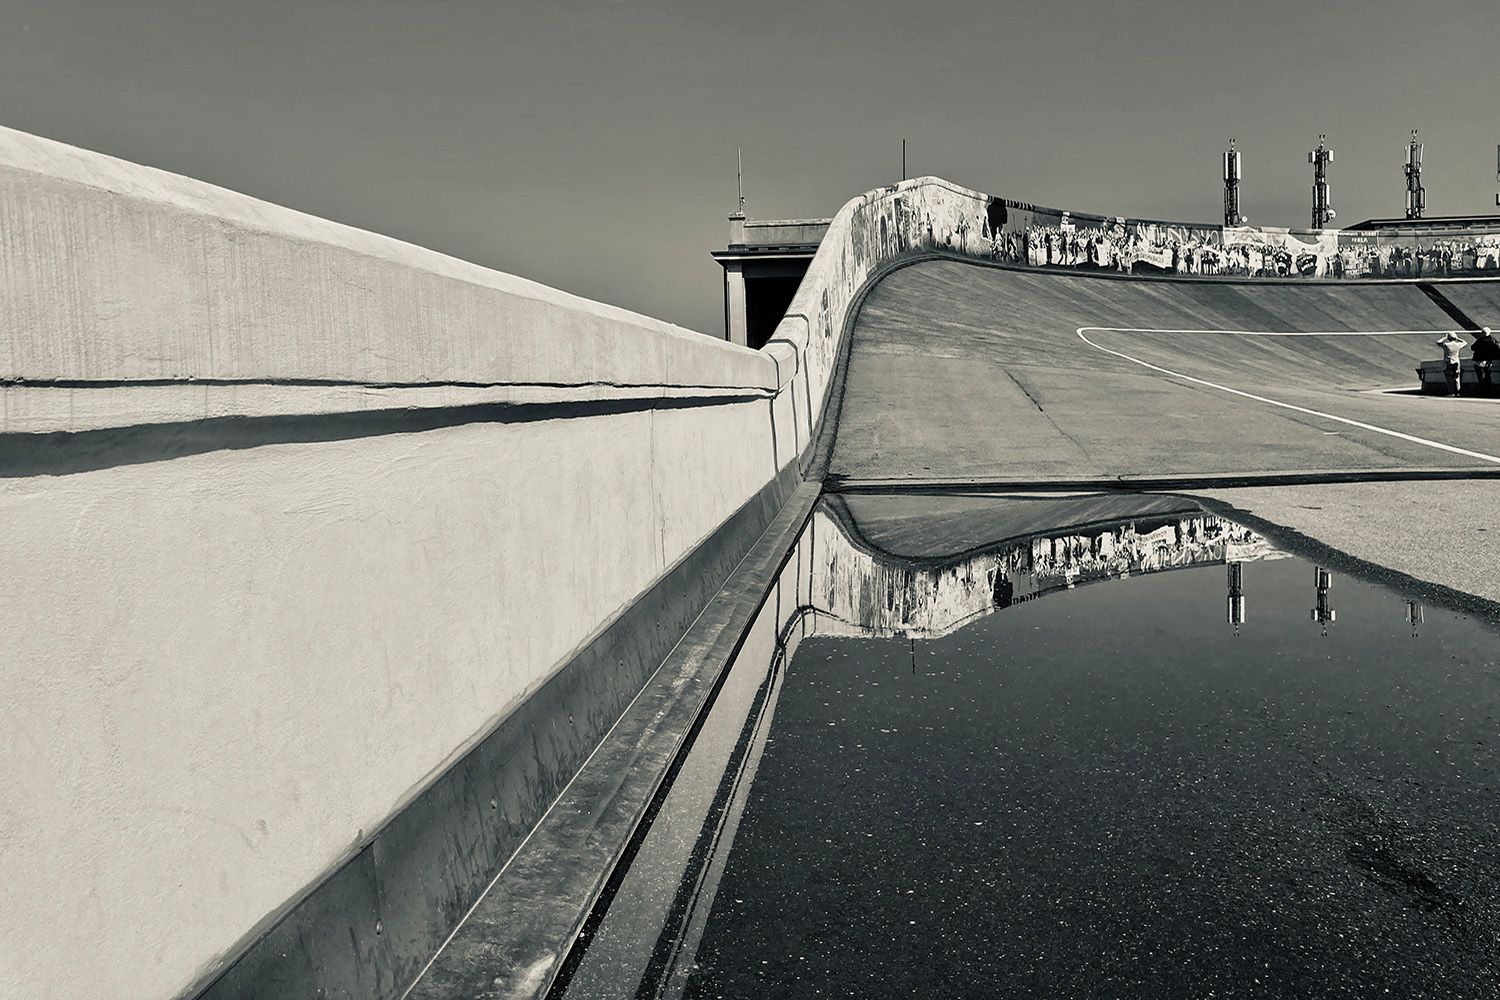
[{"xmin": 2, "ymin": 0, "xmax": 1495, "ymax": 336}]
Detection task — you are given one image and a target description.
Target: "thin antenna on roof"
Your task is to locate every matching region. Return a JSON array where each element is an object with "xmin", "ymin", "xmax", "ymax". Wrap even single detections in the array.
[
  {"xmin": 902, "ymin": 138, "xmax": 907, "ymax": 181},
  {"xmin": 736, "ymin": 147, "xmax": 745, "ymax": 215}
]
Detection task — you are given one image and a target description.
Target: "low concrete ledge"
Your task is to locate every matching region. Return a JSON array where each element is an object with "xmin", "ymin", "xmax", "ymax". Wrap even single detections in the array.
[{"xmin": 828, "ymin": 468, "xmax": 1500, "ymax": 494}]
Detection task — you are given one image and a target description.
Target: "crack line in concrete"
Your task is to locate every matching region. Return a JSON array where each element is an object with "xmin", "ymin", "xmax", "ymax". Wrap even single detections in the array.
[
  {"xmin": 1003, "ymin": 369, "xmax": 1045, "ymax": 412},
  {"xmin": 1001, "ymin": 367, "xmax": 1099, "ymax": 465}
]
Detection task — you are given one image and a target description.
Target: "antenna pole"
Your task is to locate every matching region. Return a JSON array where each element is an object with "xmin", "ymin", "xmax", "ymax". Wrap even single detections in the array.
[
  {"xmin": 736, "ymin": 147, "xmax": 745, "ymax": 215},
  {"xmin": 1404, "ymin": 130, "xmax": 1425, "ymax": 219},
  {"xmin": 1309, "ymin": 135, "xmax": 1334, "ymax": 229},
  {"xmin": 902, "ymin": 138, "xmax": 906, "ymax": 181}
]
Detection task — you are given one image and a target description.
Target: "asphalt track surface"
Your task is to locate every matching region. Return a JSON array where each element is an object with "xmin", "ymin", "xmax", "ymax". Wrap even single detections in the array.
[{"xmin": 828, "ymin": 260, "xmax": 1500, "ymax": 486}]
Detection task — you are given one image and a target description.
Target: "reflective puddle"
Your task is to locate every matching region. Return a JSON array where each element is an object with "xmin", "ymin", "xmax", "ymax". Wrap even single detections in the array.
[{"xmin": 554, "ymin": 493, "xmax": 1500, "ymax": 999}]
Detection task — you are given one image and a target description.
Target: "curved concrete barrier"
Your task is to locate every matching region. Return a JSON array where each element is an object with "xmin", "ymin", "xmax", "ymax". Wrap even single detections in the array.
[{"xmin": 0, "ymin": 126, "xmax": 807, "ymax": 1000}]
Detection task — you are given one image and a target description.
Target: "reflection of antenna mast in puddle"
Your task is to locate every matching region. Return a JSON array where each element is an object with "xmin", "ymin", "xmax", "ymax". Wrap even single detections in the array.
[
  {"xmin": 1227, "ymin": 561, "xmax": 1245, "ymax": 636},
  {"xmin": 1311, "ymin": 567, "xmax": 1336, "ymax": 636},
  {"xmin": 1405, "ymin": 600, "xmax": 1424, "ymax": 638},
  {"xmin": 910, "ymin": 635, "xmax": 916, "ymax": 674}
]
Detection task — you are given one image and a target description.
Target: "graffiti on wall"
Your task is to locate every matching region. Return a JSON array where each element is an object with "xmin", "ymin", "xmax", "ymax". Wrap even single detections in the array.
[
  {"xmin": 888, "ymin": 186, "xmax": 1500, "ymax": 281},
  {"xmin": 780, "ymin": 175, "xmax": 1500, "ymax": 455}
]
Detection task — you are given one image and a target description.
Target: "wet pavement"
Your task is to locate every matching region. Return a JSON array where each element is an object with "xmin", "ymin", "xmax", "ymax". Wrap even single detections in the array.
[
  {"xmin": 687, "ymin": 556, "xmax": 1500, "ymax": 998},
  {"xmin": 556, "ymin": 495, "xmax": 1500, "ymax": 999}
]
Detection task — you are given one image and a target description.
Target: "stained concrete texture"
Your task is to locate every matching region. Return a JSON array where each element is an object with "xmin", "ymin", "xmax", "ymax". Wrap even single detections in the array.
[{"xmin": 829, "ymin": 260, "xmax": 1500, "ymax": 485}]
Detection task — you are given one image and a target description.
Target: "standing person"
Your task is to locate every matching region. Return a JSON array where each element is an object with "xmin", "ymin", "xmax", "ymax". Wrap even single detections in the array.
[
  {"xmin": 1471, "ymin": 327, "xmax": 1500, "ymax": 395},
  {"xmin": 1437, "ymin": 331, "xmax": 1468, "ymax": 396}
]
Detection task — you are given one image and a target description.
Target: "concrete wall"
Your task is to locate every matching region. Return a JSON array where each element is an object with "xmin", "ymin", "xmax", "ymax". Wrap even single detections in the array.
[
  {"xmin": 737, "ymin": 217, "xmax": 831, "ymax": 246},
  {"xmin": 0, "ymin": 126, "xmax": 809, "ymax": 1000},
  {"xmin": 902, "ymin": 192, "xmax": 1500, "ymax": 280},
  {"xmin": 761, "ymin": 175, "xmax": 998, "ymax": 448}
]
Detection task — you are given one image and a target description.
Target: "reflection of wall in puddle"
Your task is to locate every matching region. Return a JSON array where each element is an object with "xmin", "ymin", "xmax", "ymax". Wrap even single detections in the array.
[
  {"xmin": 799, "ymin": 506, "xmax": 1287, "ymax": 640},
  {"xmin": 635, "ymin": 507, "xmax": 1289, "ymax": 996}
]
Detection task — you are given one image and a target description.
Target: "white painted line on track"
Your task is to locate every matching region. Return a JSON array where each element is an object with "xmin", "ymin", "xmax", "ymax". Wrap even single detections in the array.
[
  {"xmin": 1077, "ymin": 326, "xmax": 1500, "ymax": 466},
  {"xmin": 1077, "ymin": 327, "xmax": 1463, "ymax": 337}
]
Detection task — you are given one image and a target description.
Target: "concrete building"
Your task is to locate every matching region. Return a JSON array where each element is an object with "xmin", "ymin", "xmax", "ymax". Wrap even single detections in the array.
[
  {"xmin": 711, "ymin": 213, "xmax": 829, "ymax": 348},
  {"xmin": 1345, "ymin": 213, "xmax": 1500, "ymax": 235}
]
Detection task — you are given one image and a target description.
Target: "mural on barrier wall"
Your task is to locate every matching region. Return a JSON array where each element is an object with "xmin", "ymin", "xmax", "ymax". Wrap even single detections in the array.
[{"xmin": 882, "ymin": 185, "xmax": 1500, "ymax": 281}]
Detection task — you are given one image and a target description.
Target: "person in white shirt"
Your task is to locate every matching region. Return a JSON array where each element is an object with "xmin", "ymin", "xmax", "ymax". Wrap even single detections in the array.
[{"xmin": 1437, "ymin": 331, "xmax": 1468, "ymax": 396}]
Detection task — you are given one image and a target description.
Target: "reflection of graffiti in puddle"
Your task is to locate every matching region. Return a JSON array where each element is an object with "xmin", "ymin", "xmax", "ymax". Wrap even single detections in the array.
[
  {"xmin": 992, "ymin": 515, "xmax": 1280, "ymax": 605},
  {"xmin": 806, "ymin": 503, "xmax": 1287, "ymax": 640}
]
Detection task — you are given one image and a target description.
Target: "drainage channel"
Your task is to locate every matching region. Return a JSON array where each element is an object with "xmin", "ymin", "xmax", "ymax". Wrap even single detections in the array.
[{"xmin": 552, "ymin": 492, "xmax": 1500, "ymax": 999}]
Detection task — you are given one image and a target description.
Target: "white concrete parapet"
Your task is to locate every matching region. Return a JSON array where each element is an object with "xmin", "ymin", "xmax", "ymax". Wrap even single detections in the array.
[{"xmin": 0, "ymin": 127, "xmax": 796, "ymax": 1000}]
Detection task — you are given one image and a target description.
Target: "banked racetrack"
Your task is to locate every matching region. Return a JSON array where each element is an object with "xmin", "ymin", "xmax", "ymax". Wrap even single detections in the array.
[{"xmin": 827, "ymin": 258, "xmax": 1500, "ymax": 490}]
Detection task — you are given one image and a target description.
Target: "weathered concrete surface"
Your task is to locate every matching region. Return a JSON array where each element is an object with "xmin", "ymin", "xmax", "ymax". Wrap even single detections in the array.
[
  {"xmin": 826, "ymin": 255, "xmax": 1500, "ymax": 617},
  {"xmin": 1429, "ymin": 282, "xmax": 1500, "ymax": 327},
  {"xmin": 2, "ymin": 406, "xmax": 784, "ymax": 1000},
  {"xmin": 829, "ymin": 259, "xmax": 1500, "ymax": 485},
  {"xmin": 0, "ymin": 127, "xmax": 810, "ymax": 1000}
]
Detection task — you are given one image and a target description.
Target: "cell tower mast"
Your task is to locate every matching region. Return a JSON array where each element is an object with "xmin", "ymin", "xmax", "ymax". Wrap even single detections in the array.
[
  {"xmin": 1404, "ymin": 130, "xmax": 1425, "ymax": 219},
  {"xmin": 1309, "ymin": 135, "xmax": 1335, "ymax": 229},
  {"xmin": 1223, "ymin": 140, "xmax": 1243, "ymax": 227}
]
